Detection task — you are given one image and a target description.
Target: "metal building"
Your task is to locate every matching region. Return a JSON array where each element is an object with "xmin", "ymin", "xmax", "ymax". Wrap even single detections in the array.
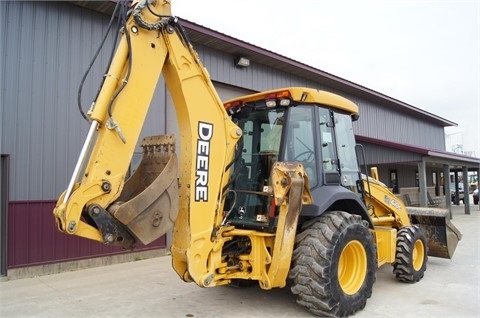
[{"xmin": 1, "ymin": 1, "xmax": 479, "ymax": 275}]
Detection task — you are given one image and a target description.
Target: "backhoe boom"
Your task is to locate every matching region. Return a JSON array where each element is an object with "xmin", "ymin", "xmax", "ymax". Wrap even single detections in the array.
[{"xmin": 53, "ymin": 0, "xmax": 241, "ymax": 280}]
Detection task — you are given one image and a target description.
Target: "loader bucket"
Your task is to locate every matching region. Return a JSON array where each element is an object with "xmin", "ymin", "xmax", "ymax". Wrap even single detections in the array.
[
  {"xmin": 108, "ymin": 135, "xmax": 179, "ymax": 245},
  {"xmin": 407, "ymin": 207, "xmax": 462, "ymax": 259}
]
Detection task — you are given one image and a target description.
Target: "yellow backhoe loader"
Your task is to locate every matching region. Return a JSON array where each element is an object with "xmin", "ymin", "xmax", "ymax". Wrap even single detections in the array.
[{"xmin": 53, "ymin": 0, "xmax": 462, "ymax": 316}]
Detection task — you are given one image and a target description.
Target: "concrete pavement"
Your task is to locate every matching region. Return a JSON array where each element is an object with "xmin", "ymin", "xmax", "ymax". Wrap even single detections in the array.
[{"xmin": 1, "ymin": 204, "xmax": 479, "ymax": 317}]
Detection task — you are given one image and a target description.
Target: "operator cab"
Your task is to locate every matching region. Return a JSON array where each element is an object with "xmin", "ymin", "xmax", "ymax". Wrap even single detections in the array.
[{"xmin": 223, "ymin": 88, "xmax": 362, "ymax": 231}]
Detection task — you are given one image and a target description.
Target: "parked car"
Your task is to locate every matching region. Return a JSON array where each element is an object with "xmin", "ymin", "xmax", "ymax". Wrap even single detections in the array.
[
  {"xmin": 451, "ymin": 182, "xmax": 464, "ymax": 204},
  {"xmin": 473, "ymin": 188, "xmax": 479, "ymax": 205}
]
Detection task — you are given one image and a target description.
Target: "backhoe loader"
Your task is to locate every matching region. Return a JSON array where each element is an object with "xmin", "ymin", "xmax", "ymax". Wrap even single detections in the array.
[{"xmin": 53, "ymin": 0, "xmax": 462, "ymax": 316}]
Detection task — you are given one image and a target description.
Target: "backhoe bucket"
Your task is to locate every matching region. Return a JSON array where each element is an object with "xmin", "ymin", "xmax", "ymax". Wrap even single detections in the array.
[
  {"xmin": 108, "ymin": 135, "xmax": 179, "ymax": 245},
  {"xmin": 407, "ymin": 207, "xmax": 462, "ymax": 259}
]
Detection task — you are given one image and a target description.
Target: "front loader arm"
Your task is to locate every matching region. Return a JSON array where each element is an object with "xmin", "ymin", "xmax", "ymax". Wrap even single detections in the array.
[
  {"xmin": 363, "ymin": 168, "xmax": 462, "ymax": 259},
  {"xmin": 53, "ymin": 0, "xmax": 240, "ymax": 266}
]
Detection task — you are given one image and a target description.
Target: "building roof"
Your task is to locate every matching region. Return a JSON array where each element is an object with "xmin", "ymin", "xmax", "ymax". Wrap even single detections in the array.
[
  {"xmin": 69, "ymin": 0, "xmax": 457, "ymax": 129},
  {"xmin": 179, "ymin": 19, "xmax": 456, "ymax": 128}
]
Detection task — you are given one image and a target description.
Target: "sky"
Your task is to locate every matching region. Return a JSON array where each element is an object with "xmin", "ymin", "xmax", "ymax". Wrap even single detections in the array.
[{"xmin": 172, "ymin": 0, "xmax": 480, "ymax": 158}]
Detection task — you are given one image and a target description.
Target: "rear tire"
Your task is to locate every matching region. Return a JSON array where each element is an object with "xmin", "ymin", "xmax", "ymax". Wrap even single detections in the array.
[
  {"xmin": 393, "ymin": 225, "xmax": 428, "ymax": 283},
  {"xmin": 289, "ymin": 211, "xmax": 376, "ymax": 317}
]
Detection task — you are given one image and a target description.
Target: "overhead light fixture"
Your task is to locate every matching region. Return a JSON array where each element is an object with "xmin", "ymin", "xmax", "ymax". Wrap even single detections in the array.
[{"xmin": 235, "ymin": 56, "xmax": 250, "ymax": 68}]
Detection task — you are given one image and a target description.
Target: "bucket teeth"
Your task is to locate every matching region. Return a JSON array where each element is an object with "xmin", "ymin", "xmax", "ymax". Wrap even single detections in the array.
[{"xmin": 141, "ymin": 135, "xmax": 175, "ymax": 153}]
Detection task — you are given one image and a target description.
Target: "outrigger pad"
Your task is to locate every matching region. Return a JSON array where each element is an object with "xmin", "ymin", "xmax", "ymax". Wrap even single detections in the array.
[
  {"xmin": 407, "ymin": 207, "xmax": 463, "ymax": 259},
  {"xmin": 108, "ymin": 135, "xmax": 179, "ymax": 245}
]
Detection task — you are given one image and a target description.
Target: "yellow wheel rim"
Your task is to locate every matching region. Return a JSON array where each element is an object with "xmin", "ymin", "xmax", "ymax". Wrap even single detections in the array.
[
  {"xmin": 338, "ymin": 240, "xmax": 367, "ymax": 295},
  {"xmin": 412, "ymin": 239, "xmax": 425, "ymax": 271}
]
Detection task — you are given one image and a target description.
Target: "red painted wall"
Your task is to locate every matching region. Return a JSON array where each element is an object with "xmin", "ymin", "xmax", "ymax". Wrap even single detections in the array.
[{"xmin": 7, "ymin": 201, "xmax": 165, "ymax": 268}]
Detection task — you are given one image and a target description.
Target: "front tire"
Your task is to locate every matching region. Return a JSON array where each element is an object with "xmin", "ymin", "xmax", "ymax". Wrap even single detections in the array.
[
  {"xmin": 289, "ymin": 211, "xmax": 377, "ymax": 317},
  {"xmin": 393, "ymin": 225, "xmax": 428, "ymax": 283}
]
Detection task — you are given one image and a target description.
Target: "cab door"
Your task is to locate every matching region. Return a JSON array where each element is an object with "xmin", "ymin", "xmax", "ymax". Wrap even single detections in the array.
[{"xmin": 333, "ymin": 112, "xmax": 361, "ymax": 194}]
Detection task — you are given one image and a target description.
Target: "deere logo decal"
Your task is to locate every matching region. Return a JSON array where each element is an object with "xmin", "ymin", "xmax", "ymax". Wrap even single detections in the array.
[{"xmin": 195, "ymin": 122, "xmax": 213, "ymax": 201}]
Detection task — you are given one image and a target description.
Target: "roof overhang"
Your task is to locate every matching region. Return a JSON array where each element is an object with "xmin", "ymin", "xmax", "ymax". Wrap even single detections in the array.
[{"xmin": 357, "ymin": 135, "xmax": 480, "ymax": 169}]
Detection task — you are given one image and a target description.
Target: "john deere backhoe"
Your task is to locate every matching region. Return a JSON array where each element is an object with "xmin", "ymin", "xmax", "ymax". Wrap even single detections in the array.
[{"xmin": 53, "ymin": 0, "xmax": 462, "ymax": 316}]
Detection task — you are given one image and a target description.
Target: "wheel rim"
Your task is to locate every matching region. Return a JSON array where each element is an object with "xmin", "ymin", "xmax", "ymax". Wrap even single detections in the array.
[
  {"xmin": 412, "ymin": 239, "xmax": 425, "ymax": 271},
  {"xmin": 338, "ymin": 240, "xmax": 367, "ymax": 295}
]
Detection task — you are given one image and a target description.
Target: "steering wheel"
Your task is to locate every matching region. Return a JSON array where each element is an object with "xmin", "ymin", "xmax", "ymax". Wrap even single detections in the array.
[{"xmin": 294, "ymin": 150, "xmax": 315, "ymax": 162}]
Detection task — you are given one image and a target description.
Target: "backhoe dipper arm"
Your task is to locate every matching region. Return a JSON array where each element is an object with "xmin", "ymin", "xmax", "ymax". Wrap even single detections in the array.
[{"xmin": 53, "ymin": 0, "xmax": 241, "ymax": 256}]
